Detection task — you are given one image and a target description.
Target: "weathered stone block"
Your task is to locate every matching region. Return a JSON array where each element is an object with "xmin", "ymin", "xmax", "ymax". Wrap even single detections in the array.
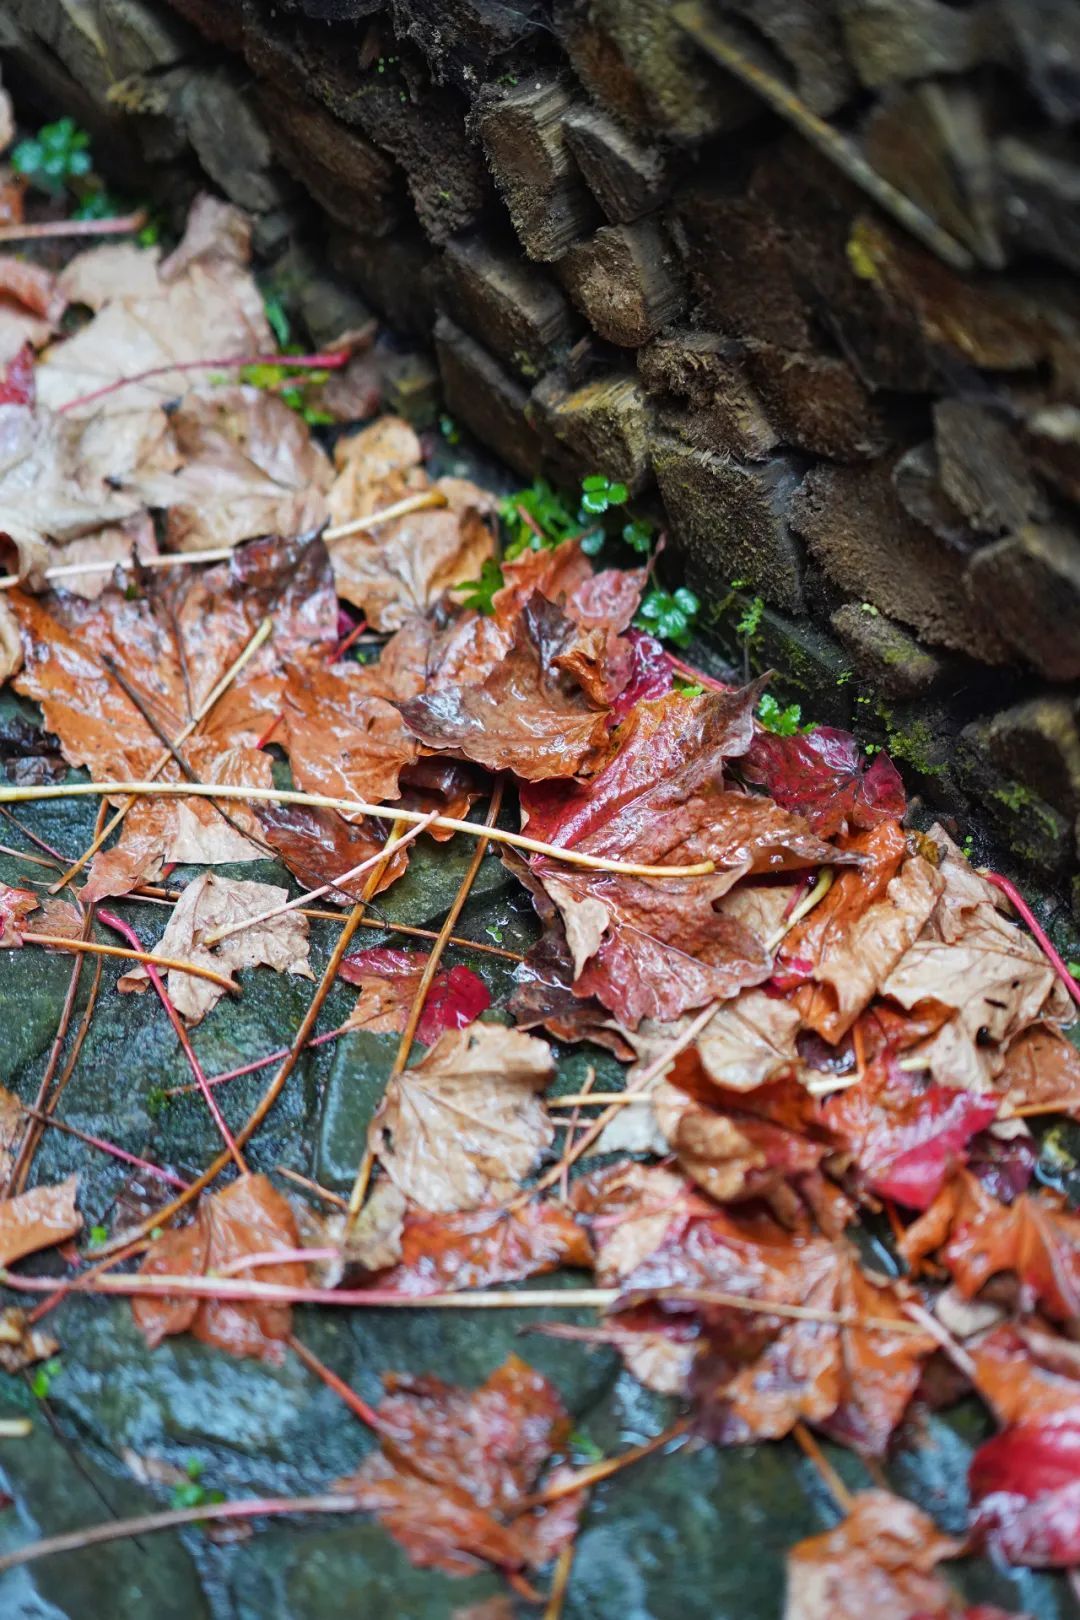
[
  {"xmin": 987, "ymin": 696, "xmax": 1080, "ymax": 819},
  {"xmin": 957, "ymin": 719, "xmax": 1074, "ymax": 878},
  {"xmin": 831, "ymin": 603, "xmax": 947, "ymax": 701},
  {"xmin": 529, "ymin": 370, "xmax": 652, "ymax": 491}
]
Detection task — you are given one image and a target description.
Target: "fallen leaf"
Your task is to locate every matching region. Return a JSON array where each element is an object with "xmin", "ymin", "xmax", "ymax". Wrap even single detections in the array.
[
  {"xmin": 694, "ymin": 990, "xmax": 804, "ymax": 1090},
  {"xmin": 996, "ymin": 1025, "xmax": 1080, "ymax": 1115},
  {"xmin": 340, "ymin": 947, "xmax": 490, "ymax": 1045},
  {"xmin": 0, "ymin": 1086, "xmax": 23, "ymax": 1183},
  {"xmin": 374, "ymin": 1201, "xmax": 592, "ymax": 1295},
  {"xmin": 338, "ymin": 1355, "xmax": 579, "ymax": 1576},
  {"xmin": 969, "ymin": 1323, "xmax": 1080, "ymax": 1428},
  {"xmin": 11, "ymin": 534, "xmax": 335, "ymax": 898},
  {"xmin": 785, "ymin": 823, "xmax": 941, "ymax": 1042},
  {"xmin": 0, "ymin": 880, "xmax": 38, "ymax": 945},
  {"xmin": 969, "ymin": 1419, "xmax": 1080, "ymax": 1568},
  {"xmin": 899, "ymin": 1172, "xmax": 1080, "ymax": 1323},
  {"xmin": 0, "ymin": 1175, "xmax": 81, "ymax": 1266},
  {"xmin": 744, "ymin": 725, "xmax": 906, "ymax": 838},
  {"xmin": 278, "ymin": 656, "xmax": 419, "ymax": 807},
  {"xmin": 0, "ymin": 1306, "xmax": 58, "ymax": 1373},
  {"xmin": 491, "ymin": 537, "xmax": 594, "ymax": 629},
  {"xmin": 37, "ymin": 194, "xmax": 271, "ymax": 416},
  {"xmin": 610, "ymin": 628, "xmax": 674, "ymax": 721},
  {"xmin": 127, "ymin": 385, "xmax": 331, "ymax": 551},
  {"xmin": 368, "ymin": 1024, "xmax": 555, "ymax": 1212},
  {"xmin": 400, "ymin": 594, "xmax": 611, "ymax": 781},
  {"xmin": 0, "ymin": 344, "xmax": 35, "ymax": 408},
  {"xmin": 118, "ymin": 872, "xmax": 314, "ymax": 1025},
  {"xmin": 823, "ymin": 1058, "xmax": 999, "ymax": 1211},
  {"xmin": 0, "ymin": 258, "xmax": 65, "ymax": 364},
  {"xmin": 133, "ymin": 1174, "xmax": 306, "ymax": 1362},
  {"xmin": 256, "ymin": 802, "xmax": 407, "ymax": 900},
  {"xmin": 783, "ymin": 1490, "xmax": 963, "ymax": 1620},
  {"xmin": 297, "ymin": 1180, "xmax": 408, "ymax": 1285}
]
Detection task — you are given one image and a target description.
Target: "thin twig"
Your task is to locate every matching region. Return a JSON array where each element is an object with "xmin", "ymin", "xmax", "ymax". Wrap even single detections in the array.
[
  {"xmin": 792, "ymin": 1422, "xmax": 854, "ymax": 1511},
  {"xmin": 56, "ymin": 349, "xmax": 350, "ymax": 415},
  {"xmin": 0, "ymin": 1495, "xmax": 362, "ymax": 1575},
  {"xmin": 3, "ymin": 782, "xmax": 717, "ymax": 880},
  {"xmin": 98, "ymin": 912, "xmax": 246, "ymax": 1175},
  {"xmin": 519, "ymin": 1418, "xmax": 691, "ymax": 1511},
  {"xmin": 766, "ymin": 867, "xmax": 834, "ymax": 952},
  {"xmin": 323, "ymin": 489, "xmax": 448, "ymax": 543},
  {"xmin": 979, "ymin": 869, "xmax": 1080, "ymax": 1011},
  {"xmin": 17, "ymin": 1106, "xmax": 189, "ymax": 1192},
  {"xmin": 544, "ymin": 1543, "xmax": 576, "ymax": 1620},
  {"xmin": 0, "ymin": 210, "xmax": 148, "ymax": 243},
  {"xmin": 163, "ymin": 1020, "xmax": 355, "ymax": 1097},
  {"xmin": 50, "ymin": 618, "xmax": 273, "ymax": 891},
  {"xmin": 201, "ymin": 812, "xmax": 439, "ymax": 947},
  {"xmin": 287, "ymin": 1334, "xmax": 384, "ymax": 1433},
  {"xmin": 0, "ymin": 546, "xmax": 237, "ymax": 592}
]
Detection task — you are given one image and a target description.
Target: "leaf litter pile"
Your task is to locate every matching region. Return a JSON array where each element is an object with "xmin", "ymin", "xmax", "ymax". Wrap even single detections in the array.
[{"xmin": 0, "ymin": 181, "xmax": 1078, "ymax": 1618}]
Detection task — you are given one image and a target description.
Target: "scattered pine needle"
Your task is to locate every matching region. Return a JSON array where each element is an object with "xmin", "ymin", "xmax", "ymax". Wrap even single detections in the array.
[
  {"xmin": 56, "ymin": 348, "xmax": 350, "ymax": 416},
  {"xmin": 519, "ymin": 1417, "xmax": 692, "ymax": 1511}
]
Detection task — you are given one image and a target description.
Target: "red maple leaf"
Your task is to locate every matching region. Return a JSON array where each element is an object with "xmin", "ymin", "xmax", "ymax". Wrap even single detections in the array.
[
  {"xmin": 969, "ymin": 1419, "xmax": 1080, "ymax": 1568},
  {"xmin": 743, "ymin": 725, "xmax": 905, "ymax": 838}
]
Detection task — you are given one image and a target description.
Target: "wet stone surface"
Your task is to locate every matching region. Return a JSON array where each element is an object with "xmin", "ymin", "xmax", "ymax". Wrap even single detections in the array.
[{"xmin": 0, "ymin": 738, "xmax": 1073, "ymax": 1618}]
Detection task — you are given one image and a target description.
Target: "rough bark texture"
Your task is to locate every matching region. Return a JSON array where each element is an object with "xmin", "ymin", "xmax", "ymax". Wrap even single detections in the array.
[{"xmin": 7, "ymin": 0, "xmax": 1080, "ymax": 901}]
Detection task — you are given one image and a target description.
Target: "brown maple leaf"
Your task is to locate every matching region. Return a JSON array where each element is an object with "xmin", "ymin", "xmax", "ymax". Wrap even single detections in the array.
[
  {"xmin": 368, "ymin": 1024, "xmax": 556, "ymax": 1212},
  {"xmin": 11, "ymin": 534, "xmax": 336, "ymax": 898},
  {"xmin": 117, "ymin": 872, "xmax": 314, "ymax": 1024},
  {"xmin": 899, "ymin": 1171, "xmax": 1080, "ymax": 1323},
  {"xmin": 399, "ymin": 593, "xmax": 612, "ymax": 781},
  {"xmin": 256, "ymin": 802, "xmax": 408, "ymax": 900},
  {"xmin": 374, "ymin": 1202, "xmax": 592, "ymax": 1295},
  {"xmin": 0, "ymin": 881, "xmax": 39, "ymax": 946},
  {"xmin": 994, "ymin": 1024, "xmax": 1080, "ymax": 1116},
  {"xmin": 0, "ymin": 1175, "xmax": 82, "ymax": 1267},
  {"xmin": 133, "ymin": 1174, "xmax": 307, "ymax": 1362},
  {"xmin": 969, "ymin": 1323, "xmax": 1080, "ymax": 1428},
  {"xmin": 338, "ymin": 1355, "xmax": 579, "ymax": 1577},
  {"xmin": 783, "ymin": 1490, "xmax": 964, "ymax": 1620}
]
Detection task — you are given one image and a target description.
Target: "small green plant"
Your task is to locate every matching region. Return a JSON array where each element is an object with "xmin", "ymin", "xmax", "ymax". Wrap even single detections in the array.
[
  {"xmin": 635, "ymin": 586, "xmax": 699, "ymax": 649},
  {"xmin": 262, "ymin": 291, "xmax": 291, "ymax": 349},
  {"xmin": 568, "ymin": 1428, "xmax": 604, "ymax": 1464},
  {"xmin": 962, "ymin": 834, "xmax": 976, "ymax": 860},
  {"xmin": 458, "ymin": 558, "xmax": 504, "ymax": 616},
  {"xmin": 439, "ymin": 413, "xmax": 460, "ymax": 445},
  {"xmin": 12, "ymin": 118, "xmax": 92, "ymax": 193},
  {"xmin": 499, "ymin": 480, "xmax": 577, "ymax": 560},
  {"xmin": 145, "ymin": 1086, "xmax": 171, "ymax": 1119},
  {"xmin": 757, "ymin": 694, "xmax": 802, "ymax": 736},
  {"xmin": 621, "ymin": 518, "xmax": 654, "ymax": 554},
  {"xmin": 735, "ymin": 595, "xmax": 764, "ymax": 639},
  {"xmin": 1067, "ymin": 960, "xmax": 1080, "ymax": 980},
  {"xmin": 485, "ymin": 924, "xmax": 504, "ymax": 944},
  {"xmin": 89, "ymin": 1224, "xmax": 108, "ymax": 1248},
  {"xmin": 30, "ymin": 1357, "xmax": 62, "ymax": 1399},
  {"xmin": 579, "ymin": 474, "xmax": 628, "ymax": 518},
  {"xmin": 674, "ymin": 677, "xmax": 704, "ymax": 697},
  {"xmin": 170, "ymin": 1458, "xmax": 226, "ymax": 1513}
]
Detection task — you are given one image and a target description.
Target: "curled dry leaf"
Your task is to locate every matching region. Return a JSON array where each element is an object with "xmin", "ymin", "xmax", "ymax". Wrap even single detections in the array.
[
  {"xmin": 783, "ymin": 1490, "xmax": 963, "ymax": 1620},
  {"xmin": 0, "ymin": 1175, "xmax": 81, "ymax": 1266},
  {"xmin": 127, "ymin": 385, "xmax": 331, "ymax": 552},
  {"xmin": 339, "ymin": 946, "xmax": 490, "ymax": 1045},
  {"xmin": 899, "ymin": 1171, "xmax": 1080, "ymax": 1323},
  {"xmin": 118, "ymin": 872, "xmax": 314, "ymax": 1025},
  {"xmin": 0, "ymin": 257, "xmax": 65, "ymax": 364},
  {"xmin": 400, "ymin": 594, "xmax": 611, "ymax": 781},
  {"xmin": 37, "ymin": 194, "xmax": 270, "ymax": 416},
  {"xmin": 744, "ymin": 724, "xmax": 906, "ymax": 839},
  {"xmin": 338, "ymin": 1355, "xmax": 579, "ymax": 1577},
  {"xmin": 133, "ymin": 1174, "xmax": 306, "ymax": 1362},
  {"xmin": 368, "ymin": 1024, "xmax": 555, "ymax": 1213}
]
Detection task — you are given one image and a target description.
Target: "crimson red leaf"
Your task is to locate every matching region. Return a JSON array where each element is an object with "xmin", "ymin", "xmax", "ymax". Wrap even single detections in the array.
[
  {"xmin": 969, "ymin": 1420, "xmax": 1080, "ymax": 1567},
  {"xmin": 340, "ymin": 946, "xmax": 490, "ymax": 1044},
  {"xmin": 743, "ymin": 726, "xmax": 906, "ymax": 838},
  {"xmin": 610, "ymin": 629, "xmax": 674, "ymax": 721}
]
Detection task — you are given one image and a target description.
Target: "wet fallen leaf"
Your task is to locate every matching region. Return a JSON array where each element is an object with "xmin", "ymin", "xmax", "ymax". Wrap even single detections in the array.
[
  {"xmin": 969, "ymin": 1323, "xmax": 1080, "ymax": 1428},
  {"xmin": 744, "ymin": 725, "xmax": 906, "ymax": 839},
  {"xmin": 0, "ymin": 880, "xmax": 38, "ymax": 945},
  {"xmin": 969, "ymin": 1419, "xmax": 1080, "ymax": 1568},
  {"xmin": 256, "ymin": 801, "xmax": 407, "ymax": 900},
  {"xmin": 0, "ymin": 1175, "xmax": 81, "ymax": 1266},
  {"xmin": 338, "ymin": 1355, "xmax": 579, "ymax": 1576},
  {"xmin": 0, "ymin": 1306, "xmax": 58, "ymax": 1373},
  {"xmin": 117, "ymin": 871, "xmax": 314, "ymax": 1025},
  {"xmin": 399, "ymin": 594, "xmax": 611, "ymax": 781},
  {"xmin": 0, "ymin": 257, "xmax": 65, "ymax": 364},
  {"xmin": 374, "ymin": 1201, "xmax": 592, "ymax": 1295},
  {"xmin": 995, "ymin": 1024, "xmax": 1080, "ymax": 1115},
  {"xmin": 368, "ymin": 1024, "xmax": 555, "ymax": 1212},
  {"xmin": 133, "ymin": 1174, "xmax": 306, "ymax": 1362},
  {"xmin": 340, "ymin": 946, "xmax": 490, "ymax": 1045},
  {"xmin": 784, "ymin": 1489, "xmax": 963, "ymax": 1620},
  {"xmin": 278, "ymin": 655, "xmax": 419, "ymax": 807},
  {"xmin": 899, "ymin": 1172, "xmax": 1080, "ymax": 1322}
]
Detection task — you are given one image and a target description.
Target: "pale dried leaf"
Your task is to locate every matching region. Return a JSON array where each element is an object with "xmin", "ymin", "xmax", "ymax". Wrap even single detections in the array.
[
  {"xmin": 0, "ymin": 1175, "xmax": 81, "ymax": 1266},
  {"xmin": 118, "ymin": 872, "xmax": 313, "ymax": 1024}
]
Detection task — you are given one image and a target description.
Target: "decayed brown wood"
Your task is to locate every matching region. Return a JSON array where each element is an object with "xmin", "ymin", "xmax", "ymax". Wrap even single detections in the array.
[
  {"xmin": 329, "ymin": 227, "xmax": 436, "ymax": 340},
  {"xmin": 529, "ymin": 369, "xmax": 652, "ymax": 491},
  {"xmin": 652, "ymin": 439, "xmax": 807, "ymax": 613},
  {"xmin": 933, "ymin": 401, "xmax": 1044, "ymax": 538},
  {"xmin": 258, "ymin": 85, "xmax": 402, "ymax": 235},
  {"xmin": 722, "ymin": 0, "xmax": 854, "ymax": 116},
  {"xmin": 476, "ymin": 75, "xmax": 597, "ymax": 261},
  {"xmin": 671, "ymin": 187, "xmax": 816, "ymax": 350},
  {"xmin": 740, "ymin": 339, "xmax": 888, "ymax": 462},
  {"xmin": 392, "ymin": 0, "xmax": 544, "ymax": 93},
  {"xmin": 637, "ymin": 331, "xmax": 778, "ymax": 462},
  {"xmin": 553, "ymin": 0, "xmax": 754, "ymax": 142},
  {"xmin": 435, "ymin": 316, "xmax": 545, "ymax": 479},
  {"xmin": 837, "ymin": 0, "xmax": 1001, "ymax": 90},
  {"xmin": 563, "ymin": 104, "xmax": 671, "ymax": 223},
  {"xmin": 440, "ymin": 235, "xmax": 577, "ymax": 379},
  {"xmin": 998, "ymin": 137, "xmax": 1080, "ymax": 275},
  {"xmin": 555, "ymin": 220, "xmax": 686, "ymax": 348},
  {"xmin": 863, "ymin": 81, "xmax": 1004, "ymax": 269}
]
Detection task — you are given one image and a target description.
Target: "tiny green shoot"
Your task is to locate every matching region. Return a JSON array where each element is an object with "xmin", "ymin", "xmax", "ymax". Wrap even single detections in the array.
[
  {"xmin": 635, "ymin": 586, "xmax": 699, "ymax": 649},
  {"xmin": 757, "ymin": 694, "xmax": 802, "ymax": 736},
  {"xmin": 30, "ymin": 1357, "xmax": 62, "ymax": 1399}
]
